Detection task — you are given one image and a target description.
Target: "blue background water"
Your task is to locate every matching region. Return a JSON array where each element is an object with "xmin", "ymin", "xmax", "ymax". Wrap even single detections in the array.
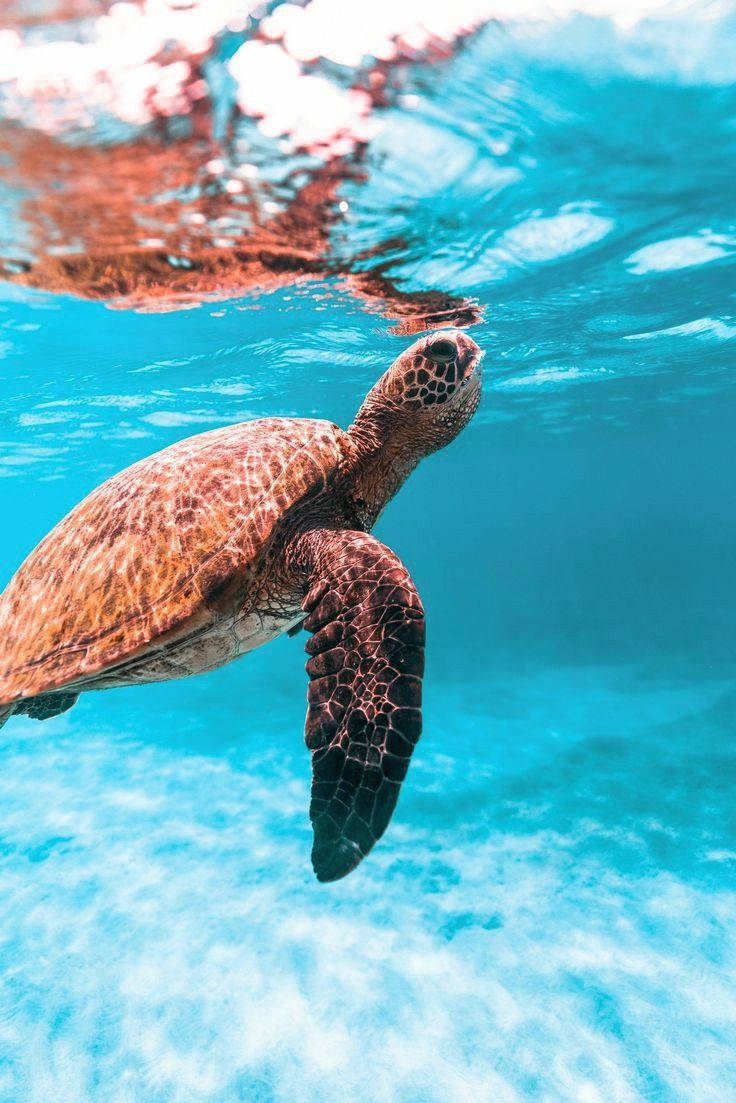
[{"xmin": 1, "ymin": 11, "xmax": 736, "ymax": 1102}]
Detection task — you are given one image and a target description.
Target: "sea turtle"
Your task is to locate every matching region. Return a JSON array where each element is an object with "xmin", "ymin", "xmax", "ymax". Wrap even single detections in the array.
[{"xmin": 0, "ymin": 329, "xmax": 483, "ymax": 881}]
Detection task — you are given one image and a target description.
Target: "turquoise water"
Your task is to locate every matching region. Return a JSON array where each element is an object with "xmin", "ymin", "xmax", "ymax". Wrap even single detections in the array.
[{"xmin": 1, "ymin": 9, "xmax": 736, "ymax": 1102}]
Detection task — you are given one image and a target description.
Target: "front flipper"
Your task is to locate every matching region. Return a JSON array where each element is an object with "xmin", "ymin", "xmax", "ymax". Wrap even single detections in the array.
[
  {"xmin": 16, "ymin": 691, "xmax": 79, "ymax": 721},
  {"xmin": 1, "ymin": 690, "xmax": 79, "ymax": 731},
  {"xmin": 296, "ymin": 530, "xmax": 425, "ymax": 882}
]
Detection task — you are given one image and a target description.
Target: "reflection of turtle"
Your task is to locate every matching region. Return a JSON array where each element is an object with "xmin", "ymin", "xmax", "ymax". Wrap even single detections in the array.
[
  {"xmin": 0, "ymin": 127, "xmax": 482, "ymax": 329},
  {"xmin": 0, "ymin": 330, "xmax": 483, "ymax": 881}
]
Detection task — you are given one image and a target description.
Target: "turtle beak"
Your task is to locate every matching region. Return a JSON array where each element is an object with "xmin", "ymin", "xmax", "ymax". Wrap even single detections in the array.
[{"xmin": 455, "ymin": 331, "xmax": 482, "ymax": 381}]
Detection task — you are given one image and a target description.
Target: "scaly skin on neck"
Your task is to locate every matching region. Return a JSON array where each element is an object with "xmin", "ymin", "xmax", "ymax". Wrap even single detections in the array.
[
  {"xmin": 343, "ymin": 329, "xmax": 482, "ymax": 530},
  {"xmin": 345, "ymin": 390, "xmax": 426, "ymax": 529}
]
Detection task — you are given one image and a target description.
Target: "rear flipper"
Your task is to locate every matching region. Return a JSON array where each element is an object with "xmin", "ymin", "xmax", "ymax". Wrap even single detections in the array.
[{"xmin": 12, "ymin": 691, "xmax": 79, "ymax": 723}]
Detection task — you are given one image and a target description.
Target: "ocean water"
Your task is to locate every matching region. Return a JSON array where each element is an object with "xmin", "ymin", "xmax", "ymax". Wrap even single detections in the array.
[{"xmin": 1, "ymin": 5, "xmax": 736, "ymax": 1102}]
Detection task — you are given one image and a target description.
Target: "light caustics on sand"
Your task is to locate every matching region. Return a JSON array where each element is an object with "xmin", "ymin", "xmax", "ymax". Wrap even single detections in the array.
[{"xmin": 1, "ymin": 671, "xmax": 735, "ymax": 1102}]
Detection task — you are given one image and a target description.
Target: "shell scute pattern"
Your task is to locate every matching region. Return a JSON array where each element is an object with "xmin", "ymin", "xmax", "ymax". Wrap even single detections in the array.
[{"xmin": 0, "ymin": 418, "xmax": 346, "ymax": 705}]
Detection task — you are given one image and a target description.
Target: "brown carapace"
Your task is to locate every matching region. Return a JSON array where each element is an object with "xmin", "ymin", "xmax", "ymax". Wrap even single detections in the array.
[{"xmin": 0, "ymin": 329, "xmax": 483, "ymax": 881}]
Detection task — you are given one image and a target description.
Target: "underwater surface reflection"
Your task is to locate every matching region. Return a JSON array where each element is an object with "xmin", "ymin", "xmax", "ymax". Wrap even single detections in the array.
[{"xmin": 1, "ymin": 2, "xmax": 735, "ymax": 1101}]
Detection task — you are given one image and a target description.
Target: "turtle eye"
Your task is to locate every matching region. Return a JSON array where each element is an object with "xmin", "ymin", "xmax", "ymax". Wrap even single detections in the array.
[{"xmin": 426, "ymin": 337, "xmax": 456, "ymax": 364}]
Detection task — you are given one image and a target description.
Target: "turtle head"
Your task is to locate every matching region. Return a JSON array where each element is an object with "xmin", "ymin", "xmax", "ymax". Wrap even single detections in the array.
[
  {"xmin": 352, "ymin": 329, "xmax": 483, "ymax": 456},
  {"xmin": 377, "ymin": 329, "xmax": 483, "ymax": 452},
  {"xmin": 348, "ymin": 330, "xmax": 483, "ymax": 521}
]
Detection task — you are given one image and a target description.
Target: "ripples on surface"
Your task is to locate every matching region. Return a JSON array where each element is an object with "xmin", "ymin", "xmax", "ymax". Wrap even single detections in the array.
[{"xmin": 1, "ymin": 3, "xmax": 736, "ymax": 1101}]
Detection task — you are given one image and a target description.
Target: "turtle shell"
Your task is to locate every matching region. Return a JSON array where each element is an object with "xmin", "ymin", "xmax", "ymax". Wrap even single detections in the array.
[{"xmin": 0, "ymin": 417, "xmax": 348, "ymax": 706}]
